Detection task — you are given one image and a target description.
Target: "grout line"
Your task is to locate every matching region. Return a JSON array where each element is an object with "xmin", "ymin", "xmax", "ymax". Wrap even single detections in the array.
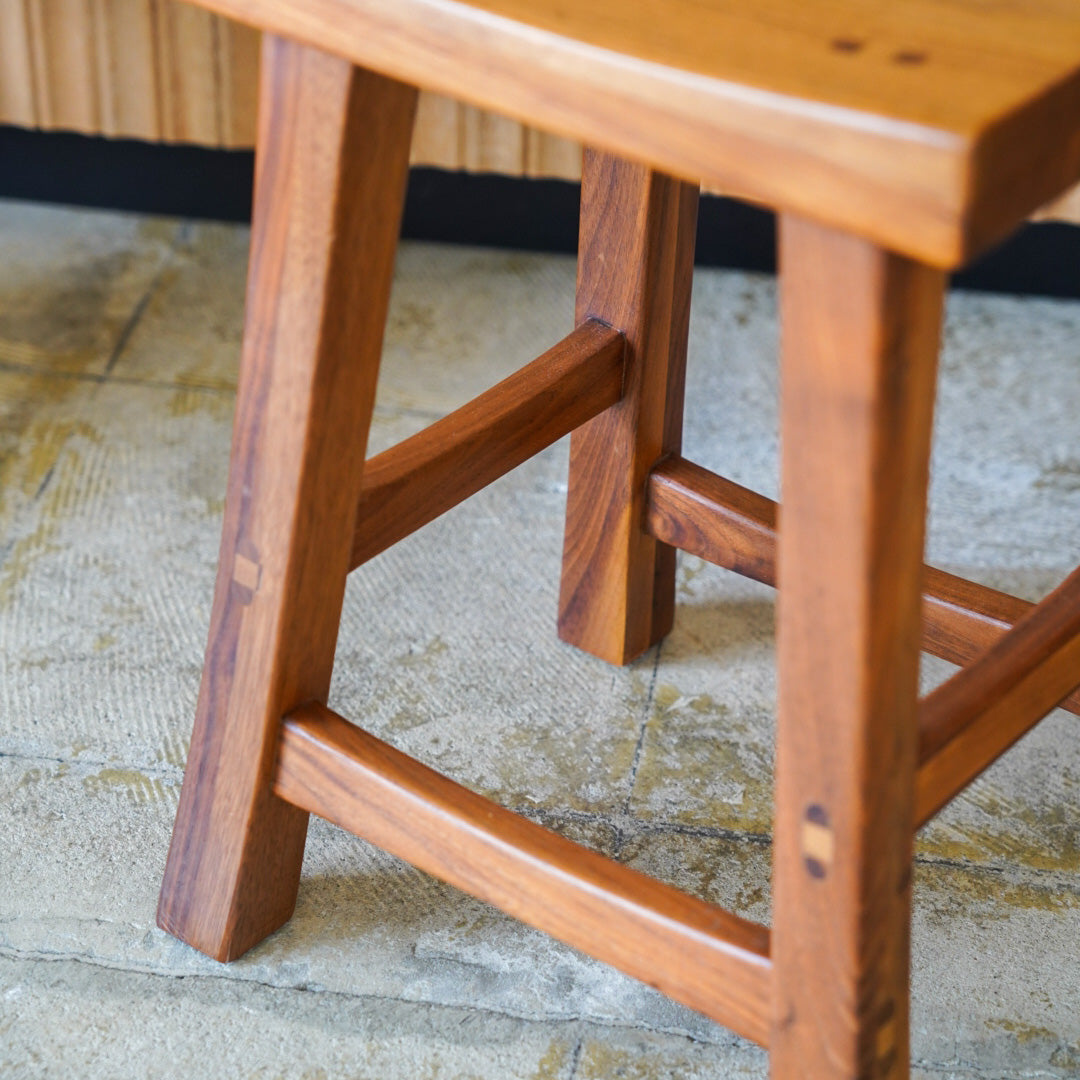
[
  {"xmin": 622, "ymin": 645, "xmax": 664, "ymax": 810},
  {"xmin": 0, "ymin": 355, "xmax": 462, "ymax": 427},
  {"xmin": 0, "ymin": 746, "xmax": 183, "ymax": 783},
  {"xmin": 0, "ymin": 357, "xmax": 235, "ymax": 394},
  {"xmin": 100, "ymin": 243, "xmax": 179, "ymax": 379},
  {"xmin": 567, "ymin": 1036, "xmax": 584, "ymax": 1079},
  {"xmin": 613, "ymin": 644, "xmax": 664, "ymax": 857},
  {"xmin": 0, "ymin": 946, "xmax": 734, "ymax": 1049},
  {"xmin": 4, "ymin": 745, "xmax": 1077, "ymax": 884}
]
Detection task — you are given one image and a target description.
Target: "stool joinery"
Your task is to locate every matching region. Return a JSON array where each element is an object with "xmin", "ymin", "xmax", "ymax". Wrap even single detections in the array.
[{"xmin": 158, "ymin": 4, "xmax": 1080, "ymax": 1077}]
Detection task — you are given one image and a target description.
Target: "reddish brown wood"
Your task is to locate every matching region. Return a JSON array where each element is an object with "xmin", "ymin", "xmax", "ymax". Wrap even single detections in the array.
[
  {"xmin": 644, "ymin": 455, "xmax": 1080, "ymax": 717},
  {"xmin": 920, "ymin": 565, "xmax": 1080, "ymax": 716},
  {"xmin": 923, "ymin": 565, "xmax": 1053, "ymax": 672},
  {"xmin": 156, "ymin": 37, "xmax": 417, "ymax": 960},
  {"xmin": 558, "ymin": 150, "xmax": 698, "ymax": 665},
  {"xmin": 771, "ymin": 216, "xmax": 944, "ymax": 1080},
  {"xmin": 645, "ymin": 457, "xmax": 777, "ymax": 586},
  {"xmin": 350, "ymin": 319, "xmax": 625, "ymax": 569},
  {"xmin": 274, "ymin": 702, "xmax": 773, "ymax": 1045},
  {"xmin": 916, "ymin": 563, "xmax": 1080, "ymax": 826}
]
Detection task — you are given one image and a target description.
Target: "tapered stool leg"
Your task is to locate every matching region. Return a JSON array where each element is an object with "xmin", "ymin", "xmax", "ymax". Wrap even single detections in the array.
[
  {"xmin": 558, "ymin": 151, "xmax": 699, "ymax": 665},
  {"xmin": 771, "ymin": 217, "xmax": 945, "ymax": 1078},
  {"xmin": 157, "ymin": 36, "xmax": 417, "ymax": 961}
]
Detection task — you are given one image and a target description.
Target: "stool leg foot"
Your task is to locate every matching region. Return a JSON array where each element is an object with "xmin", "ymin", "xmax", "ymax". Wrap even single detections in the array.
[
  {"xmin": 156, "ymin": 38, "xmax": 417, "ymax": 961},
  {"xmin": 558, "ymin": 151, "xmax": 699, "ymax": 665},
  {"xmin": 771, "ymin": 217, "xmax": 944, "ymax": 1078}
]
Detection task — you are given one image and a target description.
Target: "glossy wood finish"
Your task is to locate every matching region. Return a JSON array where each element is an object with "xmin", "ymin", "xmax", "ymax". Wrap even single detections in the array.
[
  {"xmin": 771, "ymin": 216, "xmax": 944, "ymax": 1079},
  {"xmin": 645, "ymin": 457, "xmax": 778, "ymax": 588},
  {"xmin": 558, "ymin": 151, "xmax": 698, "ymax": 665},
  {"xmin": 644, "ymin": 455, "xmax": 1080, "ymax": 717},
  {"xmin": 275, "ymin": 702, "xmax": 773, "ymax": 1045},
  {"xmin": 156, "ymin": 36, "xmax": 417, "ymax": 960},
  {"xmin": 350, "ymin": 319, "xmax": 624, "ymax": 569},
  {"xmin": 916, "ymin": 564, "xmax": 1080, "ymax": 826},
  {"xmin": 186, "ymin": 0, "xmax": 1080, "ymax": 266}
]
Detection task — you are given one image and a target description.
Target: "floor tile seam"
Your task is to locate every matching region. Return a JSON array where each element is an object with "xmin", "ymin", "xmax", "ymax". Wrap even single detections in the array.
[
  {"xmin": 914, "ymin": 1060, "xmax": 1066, "ymax": 1080},
  {"xmin": 0, "ymin": 353, "xmax": 478, "ymax": 413},
  {"xmin": 566, "ymin": 1036, "xmax": 584, "ymax": 1078},
  {"xmin": 912, "ymin": 852, "xmax": 1080, "ymax": 890},
  {"xmin": 908, "ymin": 1069, "xmax": 984, "ymax": 1080},
  {"xmin": 0, "ymin": 746, "xmax": 183, "ymax": 783},
  {"xmin": 7, "ymin": 750, "xmax": 1077, "ymax": 883},
  {"xmin": 0, "ymin": 945, "xmax": 737, "ymax": 1048},
  {"xmin": 0, "ymin": 356, "xmax": 232, "ymax": 395},
  {"xmin": 0, "ymin": 945, "xmax": 1072, "ymax": 1072},
  {"xmin": 0, "ymin": 943, "xmax": 580, "ymax": 1026},
  {"xmin": 614, "ymin": 645, "xmax": 665, "ymax": 852},
  {"xmin": 6, "ymin": 743, "xmax": 1074, "ymax": 878},
  {"xmin": 101, "ymin": 238, "xmax": 184, "ymax": 380}
]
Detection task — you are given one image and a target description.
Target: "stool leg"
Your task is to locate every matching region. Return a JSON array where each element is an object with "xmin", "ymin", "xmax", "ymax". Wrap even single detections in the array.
[
  {"xmin": 771, "ymin": 217, "xmax": 944, "ymax": 1078},
  {"xmin": 558, "ymin": 151, "xmax": 699, "ymax": 665},
  {"xmin": 157, "ymin": 37, "xmax": 417, "ymax": 961}
]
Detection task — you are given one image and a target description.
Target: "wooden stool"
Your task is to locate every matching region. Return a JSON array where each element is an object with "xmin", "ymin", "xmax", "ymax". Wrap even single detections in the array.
[{"xmin": 157, "ymin": 4, "xmax": 1080, "ymax": 1076}]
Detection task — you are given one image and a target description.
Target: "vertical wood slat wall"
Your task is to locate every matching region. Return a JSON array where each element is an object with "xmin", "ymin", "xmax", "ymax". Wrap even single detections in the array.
[
  {"xmin": 1, "ymin": 0, "xmax": 1078, "ymax": 221},
  {"xmin": 0, "ymin": 0, "xmax": 581, "ymax": 178}
]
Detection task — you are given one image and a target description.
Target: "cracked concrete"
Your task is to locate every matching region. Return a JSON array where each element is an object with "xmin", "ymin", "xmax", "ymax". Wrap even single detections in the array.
[{"xmin": 2, "ymin": 197, "xmax": 1080, "ymax": 1077}]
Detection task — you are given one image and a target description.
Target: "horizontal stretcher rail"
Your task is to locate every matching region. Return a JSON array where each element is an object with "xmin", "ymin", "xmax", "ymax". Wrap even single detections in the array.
[
  {"xmin": 915, "ymin": 563, "xmax": 1080, "ymax": 825},
  {"xmin": 274, "ymin": 702, "xmax": 773, "ymax": 1046},
  {"xmin": 645, "ymin": 456, "xmax": 1080, "ymax": 716},
  {"xmin": 350, "ymin": 319, "xmax": 625, "ymax": 569}
]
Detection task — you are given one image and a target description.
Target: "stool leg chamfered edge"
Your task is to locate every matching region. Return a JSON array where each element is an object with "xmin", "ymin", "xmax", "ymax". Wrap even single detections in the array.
[
  {"xmin": 156, "ymin": 37, "xmax": 418, "ymax": 961},
  {"xmin": 771, "ymin": 216, "xmax": 945, "ymax": 1079},
  {"xmin": 558, "ymin": 150, "xmax": 699, "ymax": 666}
]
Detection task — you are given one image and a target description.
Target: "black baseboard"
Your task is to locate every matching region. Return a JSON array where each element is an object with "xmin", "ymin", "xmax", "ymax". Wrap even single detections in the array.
[{"xmin": 2, "ymin": 125, "xmax": 1077, "ymax": 298}]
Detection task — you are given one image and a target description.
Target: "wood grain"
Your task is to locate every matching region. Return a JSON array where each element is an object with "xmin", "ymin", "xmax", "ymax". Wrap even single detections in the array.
[
  {"xmin": 156, "ymin": 36, "xmax": 417, "ymax": 960},
  {"xmin": 920, "ymin": 564, "xmax": 1080, "ymax": 706},
  {"xmin": 5, "ymin": 2, "xmax": 1080, "ymax": 227},
  {"xmin": 558, "ymin": 151, "xmax": 698, "ymax": 665},
  {"xmin": 916, "ymin": 564, "xmax": 1080, "ymax": 826},
  {"xmin": 644, "ymin": 455, "xmax": 1080, "ymax": 717},
  {"xmin": 645, "ymin": 457, "xmax": 777, "ymax": 588},
  {"xmin": 178, "ymin": 0, "xmax": 1080, "ymax": 265},
  {"xmin": 771, "ymin": 215, "xmax": 944, "ymax": 1079},
  {"xmin": 274, "ymin": 702, "xmax": 773, "ymax": 1046},
  {"xmin": 350, "ymin": 319, "xmax": 624, "ymax": 570}
]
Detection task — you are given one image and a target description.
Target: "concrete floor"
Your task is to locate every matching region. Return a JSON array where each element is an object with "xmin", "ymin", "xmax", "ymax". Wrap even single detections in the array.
[{"xmin": 1, "ymin": 197, "xmax": 1080, "ymax": 1078}]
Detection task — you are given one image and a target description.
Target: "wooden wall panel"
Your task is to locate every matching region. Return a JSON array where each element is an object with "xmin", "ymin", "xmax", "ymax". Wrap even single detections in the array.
[
  {"xmin": 1, "ymin": 0, "xmax": 1077, "ymax": 223},
  {"xmin": 0, "ymin": 1, "xmax": 37, "ymax": 127}
]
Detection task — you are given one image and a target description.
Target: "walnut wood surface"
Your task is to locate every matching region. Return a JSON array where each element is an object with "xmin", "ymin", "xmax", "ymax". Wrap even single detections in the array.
[
  {"xmin": 771, "ymin": 216, "xmax": 944, "ymax": 1079},
  {"xmin": 184, "ymin": 0, "xmax": 1080, "ymax": 265},
  {"xmin": 557, "ymin": 151, "xmax": 698, "ymax": 665},
  {"xmin": 350, "ymin": 319, "xmax": 624, "ymax": 569},
  {"xmin": 645, "ymin": 456, "xmax": 1080, "ymax": 718},
  {"xmin": 916, "ymin": 564, "xmax": 1080, "ymax": 826},
  {"xmin": 274, "ymin": 702, "xmax": 773, "ymax": 1045},
  {"xmin": 646, "ymin": 457, "xmax": 778, "ymax": 588},
  {"xmin": 156, "ymin": 37, "xmax": 417, "ymax": 960}
]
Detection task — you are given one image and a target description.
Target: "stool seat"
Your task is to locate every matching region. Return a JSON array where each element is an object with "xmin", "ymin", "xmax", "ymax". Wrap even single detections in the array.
[{"xmin": 206, "ymin": 0, "xmax": 1080, "ymax": 263}]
